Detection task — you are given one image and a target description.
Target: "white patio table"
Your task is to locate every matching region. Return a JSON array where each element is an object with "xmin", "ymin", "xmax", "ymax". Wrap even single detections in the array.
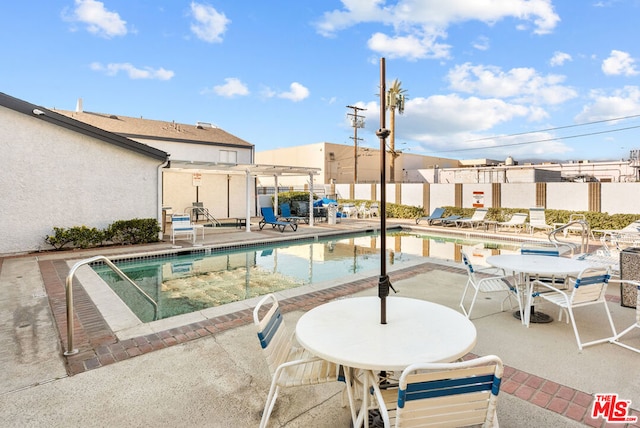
[
  {"xmin": 295, "ymin": 296, "xmax": 477, "ymax": 427},
  {"xmin": 486, "ymin": 254, "xmax": 590, "ymax": 326}
]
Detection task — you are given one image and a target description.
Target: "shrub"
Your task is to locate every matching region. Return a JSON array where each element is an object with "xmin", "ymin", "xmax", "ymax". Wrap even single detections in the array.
[
  {"xmin": 44, "ymin": 218, "xmax": 160, "ymax": 251},
  {"xmin": 44, "ymin": 227, "xmax": 73, "ymax": 250}
]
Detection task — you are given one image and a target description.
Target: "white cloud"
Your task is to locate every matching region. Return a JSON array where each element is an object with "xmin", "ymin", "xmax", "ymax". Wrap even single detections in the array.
[
  {"xmin": 367, "ymin": 30, "xmax": 451, "ymax": 60},
  {"xmin": 550, "ymin": 51, "xmax": 572, "ymax": 67},
  {"xmin": 472, "ymin": 36, "xmax": 490, "ymax": 51},
  {"xmin": 190, "ymin": 2, "xmax": 230, "ymax": 43},
  {"xmin": 212, "ymin": 78, "xmax": 249, "ymax": 97},
  {"xmin": 446, "ymin": 63, "xmax": 577, "ymax": 105},
  {"xmin": 575, "ymin": 86, "xmax": 640, "ymax": 122},
  {"xmin": 278, "ymin": 82, "xmax": 310, "ymax": 102},
  {"xmin": 602, "ymin": 50, "xmax": 639, "ymax": 76},
  {"xmin": 90, "ymin": 62, "xmax": 174, "ymax": 80},
  {"xmin": 315, "ymin": 0, "xmax": 559, "ymax": 59},
  {"xmin": 64, "ymin": 0, "xmax": 127, "ymax": 38}
]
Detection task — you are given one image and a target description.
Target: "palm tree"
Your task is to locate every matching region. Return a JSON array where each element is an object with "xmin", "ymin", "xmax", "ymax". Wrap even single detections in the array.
[{"xmin": 386, "ymin": 79, "xmax": 407, "ymax": 182}]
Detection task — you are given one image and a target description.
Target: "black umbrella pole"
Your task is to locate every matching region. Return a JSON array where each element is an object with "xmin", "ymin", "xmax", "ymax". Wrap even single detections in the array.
[{"xmin": 377, "ymin": 57, "xmax": 390, "ymax": 324}]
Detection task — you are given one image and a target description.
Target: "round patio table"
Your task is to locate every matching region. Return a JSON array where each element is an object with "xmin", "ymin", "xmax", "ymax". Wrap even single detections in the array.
[
  {"xmin": 486, "ymin": 254, "xmax": 590, "ymax": 325},
  {"xmin": 295, "ymin": 296, "xmax": 477, "ymax": 428}
]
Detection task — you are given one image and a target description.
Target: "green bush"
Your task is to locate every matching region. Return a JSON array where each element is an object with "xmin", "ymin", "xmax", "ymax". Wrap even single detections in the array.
[
  {"xmin": 44, "ymin": 227, "xmax": 73, "ymax": 250},
  {"xmin": 274, "ymin": 191, "xmax": 319, "ymax": 207},
  {"xmin": 44, "ymin": 218, "xmax": 160, "ymax": 251}
]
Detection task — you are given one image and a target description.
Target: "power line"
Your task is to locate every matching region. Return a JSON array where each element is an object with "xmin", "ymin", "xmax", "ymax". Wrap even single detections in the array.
[
  {"xmin": 465, "ymin": 113, "xmax": 640, "ymax": 143},
  {"xmin": 435, "ymin": 124, "xmax": 640, "ymax": 154}
]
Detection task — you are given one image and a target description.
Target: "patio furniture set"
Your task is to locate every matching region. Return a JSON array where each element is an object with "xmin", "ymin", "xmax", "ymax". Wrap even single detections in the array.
[{"xmin": 250, "ymin": 235, "xmax": 640, "ymax": 427}]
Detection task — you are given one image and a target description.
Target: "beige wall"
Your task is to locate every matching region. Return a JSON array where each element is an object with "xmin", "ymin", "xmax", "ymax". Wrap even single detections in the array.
[{"xmin": 162, "ymin": 170, "xmax": 256, "ymax": 219}]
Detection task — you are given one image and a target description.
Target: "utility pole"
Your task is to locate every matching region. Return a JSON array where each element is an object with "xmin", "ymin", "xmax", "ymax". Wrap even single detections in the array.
[{"xmin": 347, "ymin": 105, "xmax": 366, "ymax": 183}]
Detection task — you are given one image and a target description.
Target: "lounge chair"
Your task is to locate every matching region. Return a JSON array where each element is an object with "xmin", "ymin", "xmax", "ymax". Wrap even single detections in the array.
[
  {"xmin": 416, "ymin": 207, "xmax": 445, "ymax": 225},
  {"xmin": 279, "ymin": 202, "xmax": 308, "ymax": 224},
  {"xmin": 259, "ymin": 207, "xmax": 297, "ymax": 232},
  {"xmin": 438, "ymin": 214, "xmax": 463, "ymax": 226},
  {"xmin": 593, "ymin": 219, "xmax": 640, "ymax": 245},
  {"xmin": 528, "ymin": 207, "xmax": 554, "ymax": 235},
  {"xmin": 498, "ymin": 213, "xmax": 528, "ymax": 233},
  {"xmin": 171, "ymin": 214, "xmax": 196, "ymax": 244},
  {"xmin": 455, "ymin": 208, "xmax": 488, "ymax": 228}
]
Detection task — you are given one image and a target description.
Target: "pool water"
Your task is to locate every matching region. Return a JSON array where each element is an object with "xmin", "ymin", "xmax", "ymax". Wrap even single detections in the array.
[{"xmin": 92, "ymin": 230, "xmax": 520, "ymax": 322}]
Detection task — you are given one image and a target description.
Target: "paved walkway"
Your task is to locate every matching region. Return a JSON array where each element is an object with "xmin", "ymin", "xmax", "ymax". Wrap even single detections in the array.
[{"xmin": 1, "ymin": 219, "xmax": 639, "ymax": 427}]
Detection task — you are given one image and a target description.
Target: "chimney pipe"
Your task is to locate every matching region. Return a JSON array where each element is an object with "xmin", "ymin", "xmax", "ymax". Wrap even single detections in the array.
[{"xmin": 75, "ymin": 98, "xmax": 83, "ymax": 113}]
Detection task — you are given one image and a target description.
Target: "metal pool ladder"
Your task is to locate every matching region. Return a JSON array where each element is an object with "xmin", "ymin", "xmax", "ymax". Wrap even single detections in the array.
[{"xmin": 63, "ymin": 255, "xmax": 158, "ymax": 356}]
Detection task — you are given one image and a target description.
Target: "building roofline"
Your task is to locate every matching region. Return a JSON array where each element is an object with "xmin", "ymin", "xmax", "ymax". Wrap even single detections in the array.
[{"xmin": 0, "ymin": 92, "xmax": 169, "ymax": 162}]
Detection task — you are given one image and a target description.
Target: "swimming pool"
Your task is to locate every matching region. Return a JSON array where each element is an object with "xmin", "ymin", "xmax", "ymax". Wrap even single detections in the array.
[{"xmin": 91, "ymin": 229, "xmax": 521, "ymax": 323}]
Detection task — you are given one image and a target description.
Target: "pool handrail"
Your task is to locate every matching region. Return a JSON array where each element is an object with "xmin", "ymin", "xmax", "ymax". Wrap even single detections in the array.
[
  {"xmin": 548, "ymin": 219, "xmax": 589, "ymax": 255},
  {"xmin": 64, "ymin": 255, "xmax": 158, "ymax": 356}
]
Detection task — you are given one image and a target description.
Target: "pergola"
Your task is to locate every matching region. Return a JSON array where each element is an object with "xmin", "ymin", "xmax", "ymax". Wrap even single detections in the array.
[{"xmin": 166, "ymin": 161, "xmax": 321, "ymax": 232}]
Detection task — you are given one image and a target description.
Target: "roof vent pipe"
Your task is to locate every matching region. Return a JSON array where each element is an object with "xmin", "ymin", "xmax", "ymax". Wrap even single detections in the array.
[{"xmin": 75, "ymin": 98, "xmax": 83, "ymax": 113}]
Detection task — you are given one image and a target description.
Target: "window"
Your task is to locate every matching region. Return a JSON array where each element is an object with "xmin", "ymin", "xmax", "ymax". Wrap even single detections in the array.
[{"xmin": 220, "ymin": 150, "xmax": 237, "ymax": 163}]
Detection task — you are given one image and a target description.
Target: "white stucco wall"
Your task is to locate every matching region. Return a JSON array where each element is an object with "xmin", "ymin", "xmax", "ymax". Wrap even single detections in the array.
[
  {"xmin": 136, "ymin": 138, "xmax": 253, "ymax": 164},
  {"xmin": 0, "ymin": 107, "xmax": 162, "ymax": 255},
  {"xmin": 430, "ymin": 184, "xmax": 457, "ymax": 209},
  {"xmin": 601, "ymin": 183, "xmax": 640, "ymax": 214},
  {"xmin": 400, "ymin": 183, "xmax": 425, "ymax": 208},
  {"xmin": 499, "ymin": 183, "xmax": 537, "ymax": 209},
  {"xmin": 546, "ymin": 183, "xmax": 589, "ymax": 211}
]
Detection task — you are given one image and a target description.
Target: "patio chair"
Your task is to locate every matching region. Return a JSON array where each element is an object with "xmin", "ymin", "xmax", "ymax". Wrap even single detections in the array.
[
  {"xmin": 372, "ymin": 355, "xmax": 504, "ymax": 428},
  {"xmin": 460, "ymin": 252, "xmax": 518, "ymax": 319},
  {"xmin": 455, "ymin": 208, "xmax": 488, "ymax": 228},
  {"xmin": 341, "ymin": 203, "xmax": 357, "ymax": 218},
  {"xmin": 553, "ymin": 213, "xmax": 589, "ymax": 238},
  {"xmin": 528, "ymin": 267, "xmax": 617, "ymax": 350},
  {"xmin": 591, "ymin": 219, "xmax": 640, "ymax": 240},
  {"xmin": 171, "ymin": 214, "xmax": 196, "ymax": 244},
  {"xmin": 358, "ymin": 202, "xmax": 373, "ymax": 218},
  {"xmin": 498, "ymin": 213, "xmax": 528, "ymax": 233},
  {"xmin": 528, "ymin": 207, "xmax": 554, "ymax": 235},
  {"xmin": 608, "ymin": 279, "xmax": 640, "ymax": 353},
  {"xmin": 259, "ymin": 207, "xmax": 297, "ymax": 233},
  {"xmin": 416, "ymin": 207, "xmax": 445, "ymax": 225},
  {"xmin": 252, "ymin": 294, "xmax": 355, "ymax": 428},
  {"xmin": 278, "ymin": 202, "xmax": 308, "ymax": 224},
  {"xmin": 369, "ymin": 202, "xmax": 379, "ymax": 217}
]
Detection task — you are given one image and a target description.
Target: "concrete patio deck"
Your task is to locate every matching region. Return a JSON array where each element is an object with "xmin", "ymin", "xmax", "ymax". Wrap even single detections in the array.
[{"xmin": 1, "ymin": 218, "xmax": 638, "ymax": 427}]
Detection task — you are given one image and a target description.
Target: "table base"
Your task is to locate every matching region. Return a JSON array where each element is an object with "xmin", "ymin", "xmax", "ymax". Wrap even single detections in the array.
[{"xmin": 513, "ymin": 310, "xmax": 553, "ymax": 323}]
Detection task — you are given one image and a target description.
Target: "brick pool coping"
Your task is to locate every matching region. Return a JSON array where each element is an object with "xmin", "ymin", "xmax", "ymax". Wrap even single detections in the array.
[{"xmin": 38, "ymin": 257, "xmax": 638, "ymax": 428}]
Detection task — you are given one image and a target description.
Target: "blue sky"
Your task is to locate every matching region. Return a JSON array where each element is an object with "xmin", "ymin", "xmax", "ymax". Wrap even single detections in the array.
[{"xmin": 3, "ymin": 1, "xmax": 640, "ymax": 162}]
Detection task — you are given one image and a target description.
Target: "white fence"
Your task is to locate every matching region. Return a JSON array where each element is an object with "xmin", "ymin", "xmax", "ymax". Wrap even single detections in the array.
[{"xmin": 332, "ymin": 182, "xmax": 640, "ymax": 215}]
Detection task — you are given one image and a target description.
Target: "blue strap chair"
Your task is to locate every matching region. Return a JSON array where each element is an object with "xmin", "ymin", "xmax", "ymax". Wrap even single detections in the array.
[{"xmin": 372, "ymin": 355, "xmax": 504, "ymax": 427}]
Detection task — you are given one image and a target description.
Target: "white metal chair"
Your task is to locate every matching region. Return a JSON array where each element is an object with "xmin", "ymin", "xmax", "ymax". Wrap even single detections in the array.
[
  {"xmin": 341, "ymin": 203, "xmax": 357, "ymax": 218},
  {"xmin": 460, "ymin": 252, "xmax": 518, "ymax": 319},
  {"xmin": 358, "ymin": 202, "xmax": 373, "ymax": 218},
  {"xmin": 608, "ymin": 280, "xmax": 640, "ymax": 353},
  {"xmin": 170, "ymin": 214, "xmax": 196, "ymax": 244},
  {"xmin": 498, "ymin": 213, "xmax": 528, "ymax": 233},
  {"xmin": 372, "ymin": 355, "xmax": 504, "ymax": 428},
  {"xmin": 528, "ymin": 268, "xmax": 617, "ymax": 350},
  {"xmin": 252, "ymin": 294, "xmax": 355, "ymax": 428}
]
